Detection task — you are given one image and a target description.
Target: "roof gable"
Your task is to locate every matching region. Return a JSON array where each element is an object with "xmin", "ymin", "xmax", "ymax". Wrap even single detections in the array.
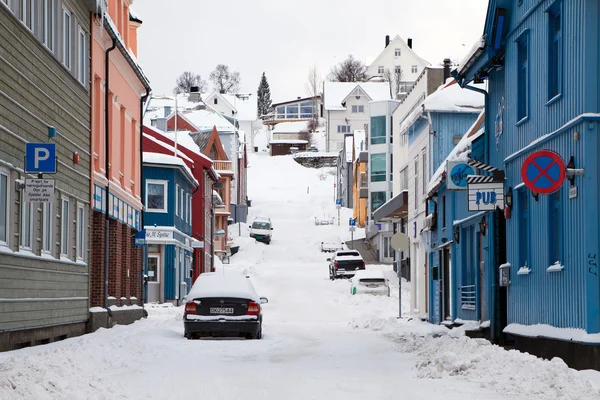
[
  {"xmin": 195, "ymin": 127, "xmax": 229, "ymax": 161},
  {"xmin": 367, "ymin": 35, "xmax": 430, "ymax": 71}
]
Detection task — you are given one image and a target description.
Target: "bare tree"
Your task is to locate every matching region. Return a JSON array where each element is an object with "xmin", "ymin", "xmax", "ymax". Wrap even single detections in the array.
[
  {"xmin": 210, "ymin": 64, "xmax": 241, "ymax": 94},
  {"xmin": 383, "ymin": 66, "xmax": 404, "ymax": 99},
  {"xmin": 305, "ymin": 65, "xmax": 321, "ymax": 127},
  {"xmin": 298, "ymin": 130, "xmax": 316, "ymax": 147},
  {"xmin": 173, "ymin": 71, "xmax": 207, "ymax": 95},
  {"xmin": 327, "ymin": 55, "xmax": 366, "ymax": 82}
]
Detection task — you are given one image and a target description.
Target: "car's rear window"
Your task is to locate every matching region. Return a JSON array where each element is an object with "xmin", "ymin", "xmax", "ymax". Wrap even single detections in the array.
[
  {"xmin": 252, "ymin": 222, "xmax": 270, "ymax": 229},
  {"xmin": 337, "ymin": 251, "xmax": 360, "ymax": 257}
]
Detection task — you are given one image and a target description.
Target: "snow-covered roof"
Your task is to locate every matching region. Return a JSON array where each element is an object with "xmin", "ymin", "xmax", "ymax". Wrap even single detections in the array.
[
  {"xmin": 180, "ymin": 109, "xmax": 236, "ymax": 132},
  {"xmin": 143, "ymin": 152, "xmax": 198, "ymax": 186},
  {"xmin": 144, "ymin": 93, "xmax": 207, "ymax": 125},
  {"xmin": 269, "ymin": 139, "xmax": 308, "ymax": 144},
  {"xmin": 456, "ymin": 36, "xmax": 486, "ymax": 77},
  {"xmin": 398, "ymin": 79, "xmax": 484, "ymax": 136},
  {"xmin": 421, "ymin": 79, "xmax": 485, "ymax": 113},
  {"xmin": 184, "ymin": 272, "xmax": 260, "ymax": 303},
  {"xmin": 323, "ymin": 82, "xmax": 391, "ymax": 111},
  {"xmin": 426, "ymin": 110, "xmax": 485, "ymax": 194},
  {"xmin": 222, "ymin": 93, "xmax": 257, "ymax": 121},
  {"xmin": 142, "ymin": 133, "xmax": 194, "ymax": 164},
  {"xmin": 272, "ymin": 121, "xmax": 309, "ymax": 134},
  {"xmin": 157, "ymin": 130, "xmax": 212, "ymax": 163}
]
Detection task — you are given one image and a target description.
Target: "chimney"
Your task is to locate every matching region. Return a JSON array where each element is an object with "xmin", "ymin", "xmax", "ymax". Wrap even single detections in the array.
[
  {"xmin": 297, "ymin": 96, "xmax": 301, "ymax": 100},
  {"xmin": 443, "ymin": 58, "xmax": 452, "ymax": 82},
  {"xmin": 407, "ymin": 38, "xmax": 413, "ymax": 49},
  {"xmin": 385, "ymin": 35, "xmax": 390, "ymax": 48},
  {"xmin": 188, "ymin": 86, "xmax": 202, "ymax": 102},
  {"xmin": 164, "ymin": 105, "xmax": 172, "ymax": 118}
]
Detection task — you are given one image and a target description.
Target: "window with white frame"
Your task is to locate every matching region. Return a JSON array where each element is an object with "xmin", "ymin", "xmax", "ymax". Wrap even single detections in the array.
[
  {"xmin": 77, "ymin": 26, "xmax": 86, "ymax": 85},
  {"xmin": 186, "ymin": 193, "xmax": 190, "ymax": 223},
  {"xmin": 394, "ymin": 48, "xmax": 401, "ymax": 57},
  {"xmin": 175, "ymin": 184, "xmax": 179, "ymax": 216},
  {"xmin": 180, "ymin": 188, "xmax": 184, "ymax": 220},
  {"xmin": 351, "ymin": 105, "xmax": 364, "ymax": 113},
  {"xmin": 337, "ymin": 125, "xmax": 351, "ymax": 133},
  {"xmin": 21, "ymin": 0, "xmax": 34, "ymax": 31},
  {"xmin": 61, "ymin": 198, "xmax": 69, "ymax": 256},
  {"xmin": 411, "ymin": 65, "xmax": 417, "ymax": 73},
  {"xmin": 394, "ymin": 66, "xmax": 402, "ymax": 74},
  {"xmin": 42, "ymin": 202, "xmax": 53, "ymax": 253},
  {"xmin": 146, "ymin": 180, "xmax": 168, "ymax": 212},
  {"xmin": 0, "ymin": 168, "xmax": 9, "ymax": 246},
  {"xmin": 377, "ymin": 66, "xmax": 384, "ymax": 74},
  {"xmin": 76, "ymin": 205, "xmax": 84, "ymax": 260},
  {"xmin": 20, "ymin": 200, "xmax": 33, "ymax": 250},
  {"xmin": 42, "ymin": 0, "xmax": 55, "ymax": 51},
  {"xmin": 62, "ymin": 8, "xmax": 72, "ymax": 69},
  {"xmin": 188, "ymin": 195, "xmax": 192, "ymax": 224},
  {"xmin": 422, "ymin": 150, "xmax": 427, "ymax": 195}
]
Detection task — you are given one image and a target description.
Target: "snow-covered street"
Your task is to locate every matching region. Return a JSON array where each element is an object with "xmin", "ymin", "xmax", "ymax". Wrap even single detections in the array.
[{"xmin": 1, "ymin": 153, "xmax": 600, "ymax": 399}]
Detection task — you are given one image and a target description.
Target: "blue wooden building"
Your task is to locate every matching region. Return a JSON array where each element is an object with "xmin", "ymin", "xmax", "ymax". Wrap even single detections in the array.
[
  {"xmin": 453, "ymin": 0, "xmax": 600, "ymax": 369},
  {"xmin": 427, "ymin": 112, "xmax": 488, "ymax": 327},
  {"xmin": 143, "ymin": 152, "xmax": 199, "ymax": 304}
]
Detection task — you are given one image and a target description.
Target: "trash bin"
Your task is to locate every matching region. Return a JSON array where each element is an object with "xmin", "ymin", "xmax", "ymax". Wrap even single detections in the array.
[
  {"xmin": 247, "ymin": 199, "xmax": 252, "ymax": 207},
  {"xmin": 254, "ymin": 146, "xmax": 258, "ymax": 152}
]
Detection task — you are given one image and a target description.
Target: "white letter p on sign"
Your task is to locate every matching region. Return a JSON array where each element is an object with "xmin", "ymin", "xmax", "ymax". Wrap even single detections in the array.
[{"xmin": 34, "ymin": 148, "xmax": 50, "ymax": 169}]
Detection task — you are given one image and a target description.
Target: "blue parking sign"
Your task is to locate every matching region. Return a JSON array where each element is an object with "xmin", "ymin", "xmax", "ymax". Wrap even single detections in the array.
[
  {"xmin": 25, "ymin": 143, "xmax": 56, "ymax": 173},
  {"xmin": 349, "ymin": 218, "xmax": 356, "ymax": 227},
  {"xmin": 336, "ymin": 199, "xmax": 342, "ymax": 205}
]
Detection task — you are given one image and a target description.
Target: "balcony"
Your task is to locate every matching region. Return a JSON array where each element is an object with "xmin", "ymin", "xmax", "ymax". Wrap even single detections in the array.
[{"xmin": 213, "ymin": 160, "xmax": 233, "ymax": 173}]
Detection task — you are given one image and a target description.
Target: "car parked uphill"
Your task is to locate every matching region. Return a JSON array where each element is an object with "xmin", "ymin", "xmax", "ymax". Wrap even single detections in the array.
[
  {"xmin": 249, "ymin": 217, "xmax": 273, "ymax": 244},
  {"xmin": 328, "ymin": 250, "xmax": 365, "ymax": 280},
  {"xmin": 350, "ymin": 270, "xmax": 390, "ymax": 296}
]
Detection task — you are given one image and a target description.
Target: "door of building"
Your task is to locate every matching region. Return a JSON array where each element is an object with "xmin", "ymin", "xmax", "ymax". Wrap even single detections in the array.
[
  {"xmin": 147, "ymin": 254, "xmax": 161, "ymax": 303},
  {"xmin": 442, "ymin": 248, "xmax": 451, "ymax": 321}
]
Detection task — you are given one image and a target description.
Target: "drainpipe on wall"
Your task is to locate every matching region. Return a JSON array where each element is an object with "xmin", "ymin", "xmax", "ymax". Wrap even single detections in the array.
[
  {"xmin": 139, "ymin": 88, "xmax": 150, "ymax": 306},
  {"xmin": 210, "ymin": 180, "xmax": 216, "ymax": 273},
  {"xmin": 104, "ymin": 38, "xmax": 117, "ymax": 310}
]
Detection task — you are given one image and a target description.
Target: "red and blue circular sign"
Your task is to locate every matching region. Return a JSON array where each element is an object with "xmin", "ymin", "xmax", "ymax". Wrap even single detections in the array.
[{"xmin": 521, "ymin": 150, "xmax": 565, "ymax": 194}]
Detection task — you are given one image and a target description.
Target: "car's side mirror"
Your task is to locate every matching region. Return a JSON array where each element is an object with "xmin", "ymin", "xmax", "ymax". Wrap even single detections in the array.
[
  {"xmin": 270, "ymin": 227, "xmax": 273, "ymax": 230},
  {"xmin": 248, "ymin": 225, "xmax": 251, "ymax": 229},
  {"xmin": 327, "ymin": 258, "xmax": 331, "ymax": 262},
  {"xmin": 260, "ymin": 297, "xmax": 269, "ymax": 304}
]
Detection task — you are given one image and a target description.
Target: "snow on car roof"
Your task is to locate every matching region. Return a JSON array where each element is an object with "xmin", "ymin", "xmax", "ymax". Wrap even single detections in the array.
[
  {"xmin": 335, "ymin": 255, "xmax": 364, "ymax": 262},
  {"xmin": 185, "ymin": 272, "xmax": 260, "ymax": 302},
  {"xmin": 335, "ymin": 250, "xmax": 360, "ymax": 256},
  {"xmin": 352, "ymin": 270, "xmax": 386, "ymax": 281}
]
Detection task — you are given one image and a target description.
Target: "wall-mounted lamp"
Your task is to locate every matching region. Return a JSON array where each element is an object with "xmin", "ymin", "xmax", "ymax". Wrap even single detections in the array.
[
  {"xmin": 454, "ymin": 227, "xmax": 460, "ymax": 244},
  {"xmin": 505, "ymin": 187, "xmax": 513, "ymax": 208},
  {"xmin": 479, "ymin": 216, "xmax": 487, "ymax": 236},
  {"xmin": 73, "ymin": 152, "xmax": 79, "ymax": 165}
]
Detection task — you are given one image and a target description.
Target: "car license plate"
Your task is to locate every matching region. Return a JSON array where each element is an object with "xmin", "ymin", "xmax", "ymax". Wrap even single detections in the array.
[
  {"xmin": 367, "ymin": 284, "xmax": 380, "ymax": 288},
  {"xmin": 210, "ymin": 307, "xmax": 234, "ymax": 314},
  {"xmin": 256, "ymin": 236, "xmax": 263, "ymax": 239}
]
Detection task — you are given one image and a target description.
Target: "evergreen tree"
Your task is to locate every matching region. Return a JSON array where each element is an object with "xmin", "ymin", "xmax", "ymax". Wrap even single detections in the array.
[{"xmin": 257, "ymin": 72, "xmax": 272, "ymax": 118}]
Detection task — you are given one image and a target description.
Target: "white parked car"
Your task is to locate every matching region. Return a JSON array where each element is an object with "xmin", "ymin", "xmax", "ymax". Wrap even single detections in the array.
[
  {"xmin": 249, "ymin": 217, "xmax": 273, "ymax": 244},
  {"xmin": 350, "ymin": 270, "xmax": 390, "ymax": 296}
]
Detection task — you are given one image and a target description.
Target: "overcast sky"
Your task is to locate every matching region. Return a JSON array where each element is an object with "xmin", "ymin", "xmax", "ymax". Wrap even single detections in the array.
[{"xmin": 134, "ymin": 0, "xmax": 488, "ymax": 104}]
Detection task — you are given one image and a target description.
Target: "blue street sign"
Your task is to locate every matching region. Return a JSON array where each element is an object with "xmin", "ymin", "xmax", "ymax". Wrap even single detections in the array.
[
  {"xmin": 349, "ymin": 218, "xmax": 356, "ymax": 227},
  {"xmin": 25, "ymin": 143, "xmax": 56, "ymax": 174},
  {"xmin": 134, "ymin": 229, "xmax": 146, "ymax": 246},
  {"xmin": 336, "ymin": 199, "xmax": 342, "ymax": 205}
]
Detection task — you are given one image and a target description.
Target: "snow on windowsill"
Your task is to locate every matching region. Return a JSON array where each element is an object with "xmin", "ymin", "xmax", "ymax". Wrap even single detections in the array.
[
  {"xmin": 480, "ymin": 320, "xmax": 490, "ymax": 328},
  {"xmin": 517, "ymin": 266, "xmax": 531, "ymax": 275},
  {"xmin": 504, "ymin": 323, "xmax": 600, "ymax": 343},
  {"xmin": 547, "ymin": 261, "xmax": 564, "ymax": 272},
  {"xmin": 89, "ymin": 307, "xmax": 108, "ymax": 313},
  {"xmin": 107, "ymin": 296, "xmax": 117, "ymax": 300}
]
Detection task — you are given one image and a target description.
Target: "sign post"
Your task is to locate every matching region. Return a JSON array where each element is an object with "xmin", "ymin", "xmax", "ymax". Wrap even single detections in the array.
[
  {"xmin": 336, "ymin": 199, "xmax": 342, "ymax": 226},
  {"xmin": 391, "ymin": 232, "xmax": 410, "ymax": 319},
  {"xmin": 349, "ymin": 218, "xmax": 356, "ymax": 248}
]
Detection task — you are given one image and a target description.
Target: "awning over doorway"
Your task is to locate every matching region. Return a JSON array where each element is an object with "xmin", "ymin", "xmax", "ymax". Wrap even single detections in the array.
[{"xmin": 373, "ymin": 190, "xmax": 408, "ymax": 222}]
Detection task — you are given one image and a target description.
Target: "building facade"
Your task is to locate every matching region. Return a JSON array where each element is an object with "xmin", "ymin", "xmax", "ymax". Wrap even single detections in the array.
[
  {"xmin": 142, "ymin": 153, "xmax": 198, "ymax": 304},
  {"xmin": 454, "ymin": 0, "xmax": 600, "ymax": 370},
  {"xmin": 365, "ymin": 35, "xmax": 430, "ymax": 97},
  {"xmin": 322, "ymin": 82, "xmax": 391, "ymax": 152},
  {"xmin": 0, "ymin": 0, "xmax": 95, "ymax": 350},
  {"xmin": 89, "ymin": 0, "xmax": 151, "ymax": 318}
]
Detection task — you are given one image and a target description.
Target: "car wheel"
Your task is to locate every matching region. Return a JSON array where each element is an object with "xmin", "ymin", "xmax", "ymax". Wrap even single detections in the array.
[{"xmin": 256, "ymin": 324, "xmax": 263, "ymax": 340}]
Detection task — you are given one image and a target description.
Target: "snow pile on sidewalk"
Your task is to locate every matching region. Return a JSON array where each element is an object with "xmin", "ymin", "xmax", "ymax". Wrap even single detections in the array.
[{"xmin": 352, "ymin": 317, "xmax": 600, "ymax": 399}]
